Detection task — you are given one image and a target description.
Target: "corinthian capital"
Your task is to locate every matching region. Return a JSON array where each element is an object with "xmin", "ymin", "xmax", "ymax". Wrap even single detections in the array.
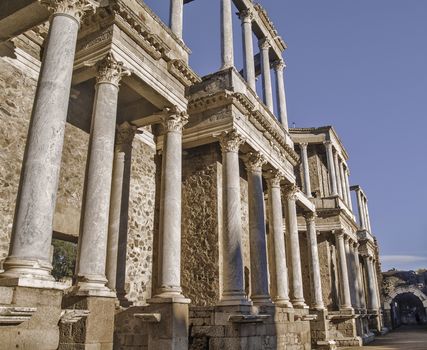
[
  {"xmin": 244, "ymin": 152, "xmax": 266, "ymax": 173},
  {"xmin": 272, "ymin": 59, "xmax": 286, "ymax": 72},
  {"xmin": 238, "ymin": 9, "xmax": 254, "ymax": 22},
  {"xmin": 115, "ymin": 122, "xmax": 137, "ymax": 148},
  {"xmin": 282, "ymin": 183, "xmax": 298, "ymax": 200},
  {"xmin": 266, "ymin": 169, "xmax": 284, "ymax": 188},
  {"xmin": 218, "ymin": 130, "xmax": 245, "ymax": 153},
  {"xmin": 161, "ymin": 107, "xmax": 188, "ymax": 132},
  {"xmin": 259, "ymin": 38, "xmax": 271, "ymax": 50},
  {"xmin": 96, "ymin": 52, "xmax": 131, "ymax": 86},
  {"xmin": 40, "ymin": 0, "xmax": 99, "ymax": 22},
  {"xmin": 304, "ymin": 211, "xmax": 317, "ymax": 223}
]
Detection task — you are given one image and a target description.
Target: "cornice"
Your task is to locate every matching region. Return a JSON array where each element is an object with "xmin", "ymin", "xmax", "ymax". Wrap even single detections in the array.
[
  {"xmin": 253, "ymin": 3, "xmax": 287, "ymax": 52},
  {"xmin": 188, "ymin": 91, "xmax": 300, "ymax": 166},
  {"xmin": 168, "ymin": 59, "xmax": 201, "ymax": 87}
]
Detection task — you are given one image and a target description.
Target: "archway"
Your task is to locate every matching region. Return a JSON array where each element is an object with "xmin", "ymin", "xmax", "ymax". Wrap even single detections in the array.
[{"xmin": 383, "ymin": 286, "xmax": 427, "ymax": 329}]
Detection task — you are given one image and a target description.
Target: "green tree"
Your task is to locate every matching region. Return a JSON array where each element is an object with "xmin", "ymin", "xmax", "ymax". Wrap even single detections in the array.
[{"xmin": 52, "ymin": 239, "xmax": 77, "ymax": 281}]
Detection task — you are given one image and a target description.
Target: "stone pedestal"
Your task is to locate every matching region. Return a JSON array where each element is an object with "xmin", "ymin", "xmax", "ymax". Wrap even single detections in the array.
[
  {"xmin": 0, "ymin": 286, "xmax": 63, "ymax": 349},
  {"xmin": 60, "ymin": 295, "xmax": 116, "ymax": 349},
  {"xmin": 145, "ymin": 298, "xmax": 190, "ymax": 350}
]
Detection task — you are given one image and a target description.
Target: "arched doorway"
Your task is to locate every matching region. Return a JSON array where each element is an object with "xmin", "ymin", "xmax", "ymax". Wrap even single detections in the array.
[{"xmin": 383, "ymin": 286, "xmax": 427, "ymax": 329}]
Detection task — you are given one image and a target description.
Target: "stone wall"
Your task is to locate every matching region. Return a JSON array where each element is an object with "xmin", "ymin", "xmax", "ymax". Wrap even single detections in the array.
[
  {"xmin": 123, "ymin": 135, "xmax": 156, "ymax": 305},
  {"xmin": 181, "ymin": 144, "xmax": 221, "ymax": 306},
  {"xmin": 0, "ymin": 58, "xmax": 36, "ymax": 262}
]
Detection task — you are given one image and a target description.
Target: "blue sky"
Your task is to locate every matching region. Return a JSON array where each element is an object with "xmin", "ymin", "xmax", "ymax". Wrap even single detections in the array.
[{"xmin": 144, "ymin": 0, "xmax": 427, "ymax": 271}]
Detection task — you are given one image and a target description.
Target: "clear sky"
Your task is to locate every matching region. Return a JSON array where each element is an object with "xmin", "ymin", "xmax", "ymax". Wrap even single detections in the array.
[{"xmin": 144, "ymin": 0, "xmax": 427, "ymax": 271}]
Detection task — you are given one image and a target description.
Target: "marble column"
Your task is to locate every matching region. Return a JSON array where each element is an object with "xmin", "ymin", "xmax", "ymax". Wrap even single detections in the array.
[
  {"xmin": 239, "ymin": 9, "xmax": 256, "ymax": 91},
  {"xmin": 220, "ymin": 0, "xmax": 234, "ymax": 69},
  {"xmin": 273, "ymin": 60, "xmax": 289, "ymax": 130},
  {"xmin": 345, "ymin": 237, "xmax": 356, "ymax": 307},
  {"xmin": 0, "ymin": 0, "xmax": 98, "ymax": 282},
  {"xmin": 300, "ymin": 142, "xmax": 312, "ymax": 197},
  {"xmin": 75, "ymin": 53, "xmax": 130, "ymax": 295},
  {"xmin": 259, "ymin": 39, "xmax": 274, "ymax": 112},
  {"xmin": 339, "ymin": 162, "xmax": 348, "ymax": 205},
  {"xmin": 169, "ymin": 0, "xmax": 183, "ymax": 39},
  {"xmin": 305, "ymin": 212, "xmax": 324, "ymax": 310},
  {"xmin": 334, "ymin": 153, "xmax": 343, "ymax": 198},
  {"xmin": 106, "ymin": 122, "xmax": 136, "ymax": 291},
  {"xmin": 284, "ymin": 185, "xmax": 307, "ymax": 308},
  {"xmin": 267, "ymin": 171, "xmax": 292, "ymax": 307},
  {"xmin": 218, "ymin": 130, "xmax": 249, "ymax": 305},
  {"xmin": 245, "ymin": 152, "xmax": 271, "ymax": 305},
  {"xmin": 335, "ymin": 231, "xmax": 352, "ymax": 309},
  {"xmin": 344, "ymin": 169, "xmax": 353, "ymax": 210},
  {"xmin": 364, "ymin": 255, "xmax": 379, "ymax": 311},
  {"xmin": 155, "ymin": 109, "xmax": 188, "ymax": 299},
  {"xmin": 365, "ymin": 199, "xmax": 372, "ymax": 232},
  {"xmin": 356, "ymin": 190, "xmax": 367, "ymax": 229},
  {"xmin": 324, "ymin": 141, "xmax": 338, "ymax": 196},
  {"xmin": 352, "ymin": 242, "xmax": 362, "ymax": 309}
]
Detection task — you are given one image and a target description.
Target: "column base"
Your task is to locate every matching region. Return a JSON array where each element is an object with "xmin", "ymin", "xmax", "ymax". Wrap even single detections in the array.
[
  {"xmin": 292, "ymin": 299, "xmax": 309, "ymax": 309},
  {"xmin": 0, "ymin": 256, "xmax": 54, "ymax": 282},
  {"xmin": 217, "ymin": 291, "xmax": 252, "ymax": 306},
  {"xmin": 73, "ymin": 274, "xmax": 116, "ymax": 298},
  {"xmin": 274, "ymin": 298, "xmax": 293, "ymax": 308},
  {"xmin": 251, "ymin": 294, "xmax": 273, "ymax": 306}
]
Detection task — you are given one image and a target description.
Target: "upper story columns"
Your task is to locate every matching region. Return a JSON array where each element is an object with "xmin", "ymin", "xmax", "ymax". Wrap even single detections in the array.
[
  {"xmin": 273, "ymin": 60, "xmax": 289, "ymax": 130},
  {"xmin": 324, "ymin": 141, "xmax": 339, "ymax": 196},
  {"xmin": 259, "ymin": 39, "xmax": 274, "ymax": 112},
  {"xmin": 352, "ymin": 186, "xmax": 372, "ymax": 232},
  {"xmin": 169, "ymin": 0, "xmax": 183, "ymax": 39},
  {"xmin": 0, "ymin": 0, "xmax": 98, "ymax": 283},
  {"xmin": 300, "ymin": 142, "xmax": 312, "ymax": 197},
  {"xmin": 239, "ymin": 9, "xmax": 256, "ymax": 91},
  {"xmin": 220, "ymin": 0, "xmax": 234, "ymax": 69}
]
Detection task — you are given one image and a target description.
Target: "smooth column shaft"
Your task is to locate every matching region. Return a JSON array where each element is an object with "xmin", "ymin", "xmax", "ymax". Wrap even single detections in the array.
[
  {"xmin": 260, "ymin": 40, "xmax": 273, "ymax": 111},
  {"xmin": 241, "ymin": 11, "xmax": 256, "ymax": 91},
  {"xmin": 344, "ymin": 170, "xmax": 353, "ymax": 210},
  {"xmin": 365, "ymin": 256, "xmax": 379, "ymax": 310},
  {"xmin": 300, "ymin": 143, "xmax": 312, "ymax": 197},
  {"xmin": 334, "ymin": 153, "xmax": 343, "ymax": 198},
  {"xmin": 247, "ymin": 163, "xmax": 271, "ymax": 304},
  {"xmin": 169, "ymin": 0, "xmax": 183, "ymax": 39},
  {"xmin": 339, "ymin": 162, "xmax": 348, "ymax": 205},
  {"xmin": 336, "ymin": 233, "xmax": 352, "ymax": 309},
  {"xmin": 2, "ymin": 14, "xmax": 80, "ymax": 279},
  {"xmin": 352, "ymin": 244, "xmax": 361, "ymax": 309},
  {"xmin": 274, "ymin": 61, "xmax": 288, "ymax": 130},
  {"xmin": 324, "ymin": 142, "xmax": 338, "ymax": 196},
  {"xmin": 345, "ymin": 238, "xmax": 356, "ymax": 307},
  {"xmin": 220, "ymin": 0, "xmax": 234, "ymax": 68},
  {"xmin": 306, "ymin": 215, "xmax": 324, "ymax": 309},
  {"xmin": 77, "ymin": 82, "xmax": 119, "ymax": 289},
  {"xmin": 268, "ymin": 179, "xmax": 291, "ymax": 306},
  {"xmin": 106, "ymin": 150, "xmax": 125, "ymax": 290},
  {"xmin": 286, "ymin": 192, "xmax": 306, "ymax": 307},
  {"xmin": 158, "ymin": 125, "xmax": 184, "ymax": 296},
  {"xmin": 356, "ymin": 190, "xmax": 367, "ymax": 229}
]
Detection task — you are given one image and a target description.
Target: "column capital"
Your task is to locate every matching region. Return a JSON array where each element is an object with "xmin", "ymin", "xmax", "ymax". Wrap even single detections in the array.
[
  {"xmin": 323, "ymin": 140, "xmax": 332, "ymax": 148},
  {"xmin": 299, "ymin": 142, "xmax": 308, "ymax": 149},
  {"xmin": 259, "ymin": 38, "xmax": 271, "ymax": 50},
  {"xmin": 238, "ymin": 9, "xmax": 254, "ymax": 23},
  {"xmin": 115, "ymin": 122, "xmax": 137, "ymax": 148},
  {"xmin": 272, "ymin": 59, "xmax": 286, "ymax": 72},
  {"xmin": 218, "ymin": 129, "xmax": 245, "ymax": 153},
  {"xmin": 282, "ymin": 183, "xmax": 298, "ymax": 200},
  {"xmin": 161, "ymin": 108, "xmax": 189, "ymax": 132},
  {"xmin": 96, "ymin": 52, "xmax": 131, "ymax": 86},
  {"xmin": 304, "ymin": 211, "xmax": 317, "ymax": 223},
  {"xmin": 353, "ymin": 241, "xmax": 360, "ymax": 250},
  {"xmin": 244, "ymin": 151, "xmax": 266, "ymax": 173},
  {"xmin": 265, "ymin": 169, "xmax": 284, "ymax": 188},
  {"xmin": 40, "ymin": 0, "xmax": 98, "ymax": 22},
  {"xmin": 334, "ymin": 229, "xmax": 345, "ymax": 238}
]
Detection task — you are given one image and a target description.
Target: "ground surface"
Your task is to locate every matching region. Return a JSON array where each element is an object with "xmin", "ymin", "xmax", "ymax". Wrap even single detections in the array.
[{"xmin": 343, "ymin": 325, "xmax": 427, "ymax": 350}]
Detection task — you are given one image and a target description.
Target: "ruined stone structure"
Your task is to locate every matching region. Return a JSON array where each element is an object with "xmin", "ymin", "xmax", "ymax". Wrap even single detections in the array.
[
  {"xmin": 382, "ymin": 270, "xmax": 427, "ymax": 329},
  {"xmin": 0, "ymin": 0, "xmax": 384, "ymax": 349}
]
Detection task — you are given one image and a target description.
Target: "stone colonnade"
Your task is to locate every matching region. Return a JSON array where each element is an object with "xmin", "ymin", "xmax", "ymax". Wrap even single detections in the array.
[
  {"xmin": 299, "ymin": 141, "xmax": 352, "ymax": 208},
  {"xmin": 352, "ymin": 186, "xmax": 372, "ymax": 232},
  {"xmin": 218, "ymin": 131, "xmax": 325, "ymax": 310}
]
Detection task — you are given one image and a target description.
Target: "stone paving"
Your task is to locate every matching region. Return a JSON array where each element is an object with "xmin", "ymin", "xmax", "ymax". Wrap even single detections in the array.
[{"xmin": 343, "ymin": 325, "xmax": 427, "ymax": 350}]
